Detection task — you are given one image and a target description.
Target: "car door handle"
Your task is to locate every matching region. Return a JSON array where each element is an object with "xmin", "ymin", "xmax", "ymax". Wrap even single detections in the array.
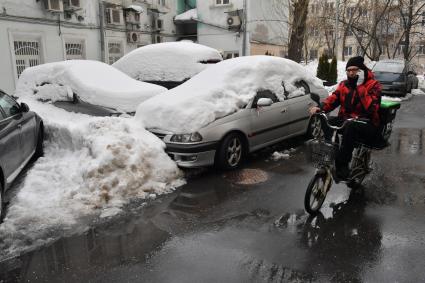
[{"xmin": 281, "ymin": 108, "xmax": 287, "ymax": 113}]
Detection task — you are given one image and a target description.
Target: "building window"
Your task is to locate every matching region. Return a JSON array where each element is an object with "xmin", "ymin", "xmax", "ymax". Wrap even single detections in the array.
[
  {"xmin": 156, "ymin": 19, "xmax": 163, "ymax": 30},
  {"xmin": 311, "ymin": 27, "xmax": 319, "ymax": 37},
  {"xmin": 398, "ymin": 44, "xmax": 406, "ymax": 55},
  {"xmin": 343, "ymin": 46, "xmax": 352, "ymax": 56},
  {"xmin": 418, "ymin": 45, "xmax": 425, "ymax": 55},
  {"xmin": 422, "ymin": 11, "xmax": 425, "ymax": 26},
  {"xmin": 346, "ymin": 28, "xmax": 354, "ymax": 37},
  {"xmin": 65, "ymin": 40, "xmax": 85, "ymax": 60},
  {"xmin": 108, "ymin": 42, "xmax": 123, "ymax": 64},
  {"xmin": 346, "ymin": 7, "xmax": 355, "ymax": 18},
  {"xmin": 106, "ymin": 8, "xmax": 122, "ymax": 24},
  {"xmin": 309, "ymin": 49, "xmax": 318, "ymax": 60},
  {"xmin": 356, "ymin": 46, "xmax": 362, "ymax": 55},
  {"xmin": 216, "ymin": 0, "xmax": 230, "ymax": 5},
  {"xmin": 155, "ymin": 35, "xmax": 162, "ymax": 43},
  {"xmin": 13, "ymin": 40, "xmax": 42, "ymax": 78},
  {"xmin": 310, "ymin": 4, "xmax": 319, "ymax": 14},
  {"xmin": 224, "ymin": 51, "xmax": 238, "ymax": 59}
]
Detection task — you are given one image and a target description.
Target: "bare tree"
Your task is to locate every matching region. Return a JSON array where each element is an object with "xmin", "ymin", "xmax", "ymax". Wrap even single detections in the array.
[
  {"xmin": 391, "ymin": 0, "xmax": 425, "ymax": 61},
  {"xmin": 287, "ymin": 0, "xmax": 310, "ymax": 62}
]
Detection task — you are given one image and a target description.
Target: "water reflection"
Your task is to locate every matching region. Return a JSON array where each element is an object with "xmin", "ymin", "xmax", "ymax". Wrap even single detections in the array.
[
  {"xmin": 298, "ymin": 193, "xmax": 382, "ymax": 282},
  {"xmin": 0, "ymin": 170, "xmax": 239, "ymax": 282},
  {"xmin": 391, "ymin": 128, "xmax": 424, "ymax": 155}
]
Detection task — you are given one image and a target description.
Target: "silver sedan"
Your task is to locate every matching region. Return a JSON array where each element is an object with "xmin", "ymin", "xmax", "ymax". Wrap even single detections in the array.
[{"xmin": 151, "ymin": 82, "xmax": 328, "ymax": 169}]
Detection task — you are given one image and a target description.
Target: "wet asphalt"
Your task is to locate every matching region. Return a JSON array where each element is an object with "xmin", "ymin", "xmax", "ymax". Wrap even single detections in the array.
[{"xmin": 1, "ymin": 96, "xmax": 425, "ymax": 282}]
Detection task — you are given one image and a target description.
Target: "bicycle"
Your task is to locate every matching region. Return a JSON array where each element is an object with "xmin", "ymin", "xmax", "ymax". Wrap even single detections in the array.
[{"xmin": 304, "ymin": 93, "xmax": 400, "ymax": 215}]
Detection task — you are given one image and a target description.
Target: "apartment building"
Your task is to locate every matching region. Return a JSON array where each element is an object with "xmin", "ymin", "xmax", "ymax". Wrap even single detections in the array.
[
  {"xmin": 0, "ymin": 0, "xmax": 177, "ymax": 94},
  {"xmin": 175, "ymin": 0, "xmax": 289, "ymax": 59},
  {"xmin": 306, "ymin": 0, "xmax": 425, "ymax": 73}
]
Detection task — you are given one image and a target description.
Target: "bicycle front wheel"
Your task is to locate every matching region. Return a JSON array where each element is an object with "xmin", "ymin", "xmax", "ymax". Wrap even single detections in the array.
[{"xmin": 304, "ymin": 172, "xmax": 331, "ymax": 215}]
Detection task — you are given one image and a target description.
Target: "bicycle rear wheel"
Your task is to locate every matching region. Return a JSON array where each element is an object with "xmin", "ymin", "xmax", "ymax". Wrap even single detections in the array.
[{"xmin": 304, "ymin": 172, "xmax": 331, "ymax": 215}]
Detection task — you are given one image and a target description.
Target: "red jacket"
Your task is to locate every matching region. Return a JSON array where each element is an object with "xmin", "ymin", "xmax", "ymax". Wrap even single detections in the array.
[{"xmin": 321, "ymin": 70, "xmax": 382, "ymax": 127}]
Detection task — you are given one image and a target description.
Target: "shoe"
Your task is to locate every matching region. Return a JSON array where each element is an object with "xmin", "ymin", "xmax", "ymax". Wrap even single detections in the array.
[{"xmin": 336, "ymin": 164, "xmax": 350, "ymax": 180}]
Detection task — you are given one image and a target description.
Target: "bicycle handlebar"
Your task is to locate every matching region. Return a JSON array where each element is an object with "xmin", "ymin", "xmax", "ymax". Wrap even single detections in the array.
[{"xmin": 312, "ymin": 112, "xmax": 369, "ymax": 131}]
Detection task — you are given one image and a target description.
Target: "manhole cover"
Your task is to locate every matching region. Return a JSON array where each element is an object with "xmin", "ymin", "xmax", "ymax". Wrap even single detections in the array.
[{"xmin": 223, "ymin": 169, "xmax": 269, "ymax": 185}]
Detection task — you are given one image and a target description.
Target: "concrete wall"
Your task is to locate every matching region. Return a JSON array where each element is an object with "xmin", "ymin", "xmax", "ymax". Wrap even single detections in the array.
[{"xmin": 196, "ymin": 0, "xmax": 244, "ymax": 55}]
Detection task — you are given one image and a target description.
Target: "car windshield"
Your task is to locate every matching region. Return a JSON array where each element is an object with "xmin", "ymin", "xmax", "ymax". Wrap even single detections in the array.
[{"xmin": 373, "ymin": 62, "xmax": 404, "ymax": 73}]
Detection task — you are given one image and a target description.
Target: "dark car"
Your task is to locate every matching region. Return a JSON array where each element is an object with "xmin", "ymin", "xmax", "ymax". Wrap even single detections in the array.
[
  {"xmin": 0, "ymin": 90, "xmax": 44, "ymax": 220},
  {"xmin": 372, "ymin": 59, "xmax": 419, "ymax": 97}
]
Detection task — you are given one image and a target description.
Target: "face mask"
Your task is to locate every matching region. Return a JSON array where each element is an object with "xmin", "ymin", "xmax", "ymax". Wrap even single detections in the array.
[{"xmin": 357, "ymin": 70, "xmax": 365, "ymax": 85}]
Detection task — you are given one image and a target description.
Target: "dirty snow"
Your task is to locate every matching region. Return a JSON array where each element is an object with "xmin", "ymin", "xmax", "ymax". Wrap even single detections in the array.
[
  {"xmin": 412, "ymin": 89, "xmax": 425, "ymax": 96},
  {"xmin": 175, "ymin": 8, "xmax": 197, "ymax": 21},
  {"xmin": 112, "ymin": 42, "xmax": 223, "ymax": 83},
  {"xmin": 15, "ymin": 60, "xmax": 166, "ymax": 113},
  {"xmin": 137, "ymin": 56, "xmax": 325, "ymax": 133},
  {"xmin": 270, "ymin": 148, "xmax": 296, "ymax": 161},
  {"xmin": 0, "ymin": 98, "xmax": 184, "ymax": 259}
]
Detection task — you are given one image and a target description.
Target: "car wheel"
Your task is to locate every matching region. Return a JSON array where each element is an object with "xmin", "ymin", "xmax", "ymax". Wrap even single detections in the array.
[
  {"xmin": 216, "ymin": 133, "xmax": 245, "ymax": 170},
  {"xmin": 34, "ymin": 125, "xmax": 44, "ymax": 159}
]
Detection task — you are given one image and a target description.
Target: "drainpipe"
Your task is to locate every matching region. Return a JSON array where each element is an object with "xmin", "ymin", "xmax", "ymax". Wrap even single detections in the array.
[
  {"xmin": 242, "ymin": 0, "xmax": 247, "ymax": 56},
  {"xmin": 99, "ymin": 1, "xmax": 106, "ymax": 62}
]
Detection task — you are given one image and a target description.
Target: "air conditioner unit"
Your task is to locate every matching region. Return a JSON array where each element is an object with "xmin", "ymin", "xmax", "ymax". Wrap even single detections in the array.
[
  {"xmin": 227, "ymin": 16, "xmax": 241, "ymax": 28},
  {"xmin": 127, "ymin": 32, "xmax": 140, "ymax": 43},
  {"xmin": 45, "ymin": 0, "xmax": 64, "ymax": 12}
]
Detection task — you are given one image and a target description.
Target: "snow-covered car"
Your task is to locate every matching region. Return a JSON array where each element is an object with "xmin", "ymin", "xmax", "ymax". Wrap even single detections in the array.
[
  {"xmin": 0, "ymin": 89, "xmax": 44, "ymax": 220},
  {"xmin": 15, "ymin": 60, "xmax": 167, "ymax": 116},
  {"xmin": 113, "ymin": 42, "xmax": 223, "ymax": 89},
  {"xmin": 136, "ymin": 56, "xmax": 328, "ymax": 169}
]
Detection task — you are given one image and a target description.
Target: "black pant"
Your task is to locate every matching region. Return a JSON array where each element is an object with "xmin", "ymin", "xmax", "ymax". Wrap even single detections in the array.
[{"xmin": 323, "ymin": 117, "xmax": 378, "ymax": 166}]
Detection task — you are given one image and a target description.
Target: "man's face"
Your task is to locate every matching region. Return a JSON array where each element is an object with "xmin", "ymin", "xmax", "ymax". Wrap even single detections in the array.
[{"xmin": 346, "ymin": 66, "xmax": 360, "ymax": 79}]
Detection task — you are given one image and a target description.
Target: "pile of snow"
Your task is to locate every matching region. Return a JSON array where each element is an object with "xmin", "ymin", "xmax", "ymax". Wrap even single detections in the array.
[
  {"xmin": 15, "ymin": 60, "xmax": 166, "ymax": 113},
  {"xmin": 412, "ymin": 89, "xmax": 425, "ymax": 96},
  {"xmin": 0, "ymin": 98, "xmax": 184, "ymax": 259},
  {"xmin": 418, "ymin": 75, "xmax": 425, "ymax": 90},
  {"xmin": 126, "ymin": 4, "xmax": 143, "ymax": 13},
  {"xmin": 270, "ymin": 148, "xmax": 296, "ymax": 161},
  {"xmin": 175, "ymin": 8, "xmax": 197, "ymax": 21},
  {"xmin": 136, "ymin": 56, "xmax": 325, "ymax": 133},
  {"xmin": 113, "ymin": 42, "xmax": 223, "ymax": 83}
]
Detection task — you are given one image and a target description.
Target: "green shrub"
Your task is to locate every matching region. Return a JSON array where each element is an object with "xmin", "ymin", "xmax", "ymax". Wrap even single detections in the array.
[{"xmin": 328, "ymin": 56, "xmax": 337, "ymax": 84}]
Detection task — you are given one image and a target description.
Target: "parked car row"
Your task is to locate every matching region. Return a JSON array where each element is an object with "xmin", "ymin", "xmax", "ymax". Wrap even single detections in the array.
[
  {"xmin": 0, "ymin": 90, "xmax": 44, "ymax": 220},
  {"xmin": 3, "ymin": 43, "xmax": 415, "ymax": 220}
]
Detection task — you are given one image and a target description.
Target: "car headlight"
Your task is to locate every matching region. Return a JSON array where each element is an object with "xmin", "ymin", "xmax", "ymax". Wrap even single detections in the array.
[
  {"xmin": 170, "ymin": 132, "xmax": 203, "ymax": 143},
  {"xmin": 392, "ymin": 82, "xmax": 405, "ymax": 85}
]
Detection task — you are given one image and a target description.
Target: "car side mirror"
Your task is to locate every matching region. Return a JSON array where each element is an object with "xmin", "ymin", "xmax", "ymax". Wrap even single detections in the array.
[
  {"xmin": 310, "ymin": 92, "xmax": 321, "ymax": 106},
  {"xmin": 257, "ymin": 98, "xmax": 273, "ymax": 107},
  {"xmin": 20, "ymin": 102, "xmax": 29, "ymax": 112}
]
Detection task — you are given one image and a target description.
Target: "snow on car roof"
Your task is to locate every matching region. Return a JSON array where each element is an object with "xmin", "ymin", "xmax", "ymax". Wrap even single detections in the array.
[
  {"xmin": 112, "ymin": 42, "xmax": 223, "ymax": 83},
  {"xmin": 136, "ymin": 55, "xmax": 324, "ymax": 133},
  {"xmin": 15, "ymin": 60, "xmax": 167, "ymax": 113},
  {"xmin": 175, "ymin": 8, "xmax": 198, "ymax": 21}
]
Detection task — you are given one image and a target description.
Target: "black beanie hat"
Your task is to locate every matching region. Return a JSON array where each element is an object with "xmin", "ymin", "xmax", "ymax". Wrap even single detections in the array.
[{"xmin": 346, "ymin": 56, "xmax": 366, "ymax": 70}]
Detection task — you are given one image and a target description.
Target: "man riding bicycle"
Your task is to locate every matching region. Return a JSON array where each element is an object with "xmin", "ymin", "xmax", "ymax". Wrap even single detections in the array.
[{"xmin": 309, "ymin": 56, "xmax": 382, "ymax": 180}]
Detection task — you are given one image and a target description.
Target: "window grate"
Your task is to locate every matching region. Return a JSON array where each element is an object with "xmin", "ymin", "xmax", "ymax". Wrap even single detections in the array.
[
  {"xmin": 108, "ymin": 42, "xmax": 123, "ymax": 64},
  {"xmin": 14, "ymin": 40, "xmax": 41, "ymax": 77},
  {"xmin": 65, "ymin": 41, "xmax": 85, "ymax": 60}
]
